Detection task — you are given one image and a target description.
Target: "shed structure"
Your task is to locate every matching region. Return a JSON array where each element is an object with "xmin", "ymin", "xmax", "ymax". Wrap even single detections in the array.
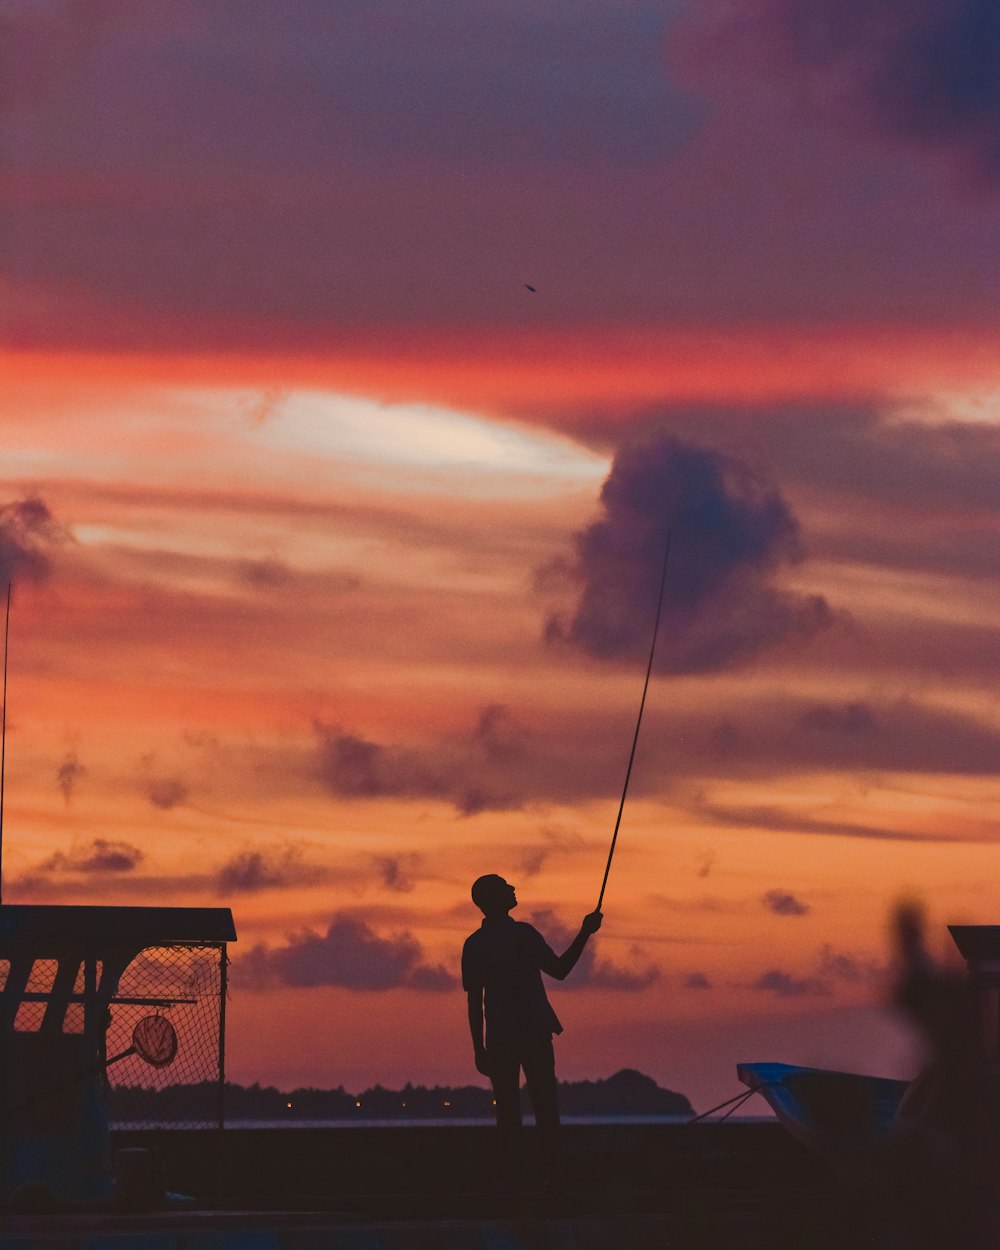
[{"xmin": 0, "ymin": 905, "xmax": 236, "ymax": 1202}]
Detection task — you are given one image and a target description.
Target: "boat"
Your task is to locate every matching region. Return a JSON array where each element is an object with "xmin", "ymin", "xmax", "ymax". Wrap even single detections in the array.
[
  {"xmin": 736, "ymin": 1061, "xmax": 908, "ymax": 1167},
  {"xmin": 737, "ymin": 924, "xmax": 1000, "ymax": 1172}
]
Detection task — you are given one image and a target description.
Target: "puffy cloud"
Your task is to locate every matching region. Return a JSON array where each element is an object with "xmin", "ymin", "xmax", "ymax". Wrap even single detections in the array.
[
  {"xmin": 311, "ymin": 685, "xmax": 1000, "ymax": 822},
  {"xmin": 145, "ymin": 776, "xmax": 189, "ymax": 810},
  {"xmin": 517, "ymin": 827, "xmax": 587, "ymax": 878},
  {"xmin": 748, "ymin": 0, "xmax": 1000, "ymax": 182},
  {"xmin": 0, "ymin": 497, "xmax": 66, "ymax": 586},
  {"xmin": 36, "ymin": 838, "xmax": 143, "ymax": 875},
  {"xmin": 313, "ymin": 708, "xmax": 527, "ymax": 815},
  {"xmin": 237, "ymin": 557, "xmax": 293, "ymax": 589},
  {"xmin": 236, "ymin": 913, "xmax": 455, "ymax": 992},
  {"xmin": 56, "ymin": 752, "xmax": 85, "ymax": 804},
  {"xmin": 761, "ymin": 889, "xmax": 810, "ymax": 917},
  {"xmin": 683, "ymin": 971, "xmax": 713, "ymax": 990},
  {"xmin": 751, "ymin": 969, "xmax": 830, "ymax": 998},
  {"xmin": 314, "ymin": 726, "xmax": 447, "ymax": 802},
  {"xmin": 374, "ymin": 854, "xmax": 421, "ymax": 894},
  {"xmin": 216, "ymin": 846, "xmax": 425, "ymax": 897},
  {"xmin": 216, "ymin": 845, "xmax": 331, "ymax": 895},
  {"xmin": 582, "ymin": 960, "xmax": 662, "ymax": 992},
  {"xmin": 216, "ymin": 852, "xmax": 278, "ymax": 893},
  {"xmin": 690, "ymin": 694, "xmax": 1000, "ymax": 790},
  {"xmin": 748, "ymin": 943, "xmax": 884, "ymax": 998},
  {"xmin": 471, "ymin": 703, "xmax": 521, "ymax": 762},
  {"xmin": 317, "ymin": 733, "xmax": 380, "ymax": 798},
  {"xmin": 518, "ymin": 846, "xmax": 549, "ymax": 877},
  {"xmin": 818, "ymin": 944, "xmax": 886, "ymax": 986},
  {"xmin": 546, "ymin": 436, "xmax": 833, "ymax": 673},
  {"xmin": 573, "ymin": 402, "xmax": 1000, "ymax": 589},
  {"xmin": 456, "ymin": 786, "xmax": 521, "ymax": 818}
]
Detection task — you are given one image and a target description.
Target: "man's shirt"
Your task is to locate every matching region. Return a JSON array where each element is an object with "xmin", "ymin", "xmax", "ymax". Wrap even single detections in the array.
[{"xmin": 462, "ymin": 915, "xmax": 563, "ymax": 1048}]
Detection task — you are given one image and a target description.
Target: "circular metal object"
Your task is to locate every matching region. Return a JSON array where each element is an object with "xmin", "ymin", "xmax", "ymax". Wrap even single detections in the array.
[{"xmin": 131, "ymin": 1014, "xmax": 178, "ymax": 1068}]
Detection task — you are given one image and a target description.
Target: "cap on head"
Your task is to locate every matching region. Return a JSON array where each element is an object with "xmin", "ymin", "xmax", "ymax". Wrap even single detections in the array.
[{"xmin": 471, "ymin": 874, "xmax": 509, "ymax": 913}]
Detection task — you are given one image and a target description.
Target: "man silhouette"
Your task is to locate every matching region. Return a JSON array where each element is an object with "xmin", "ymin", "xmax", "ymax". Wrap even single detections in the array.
[{"xmin": 462, "ymin": 874, "xmax": 602, "ymax": 1181}]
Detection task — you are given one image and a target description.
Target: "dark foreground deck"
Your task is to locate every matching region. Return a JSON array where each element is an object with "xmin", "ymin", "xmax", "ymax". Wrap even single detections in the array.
[
  {"xmin": 123, "ymin": 1120, "xmax": 826, "ymax": 1209},
  {"xmin": 0, "ymin": 1123, "xmax": 915, "ymax": 1247}
]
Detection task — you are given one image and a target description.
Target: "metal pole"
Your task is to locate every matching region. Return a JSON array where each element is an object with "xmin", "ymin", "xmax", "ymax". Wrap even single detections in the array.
[
  {"xmin": 0, "ymin": 580, "xmax": 11, "ymax": 904},
  {"xmin": 216, "ymin": 941, "xmax": 228, "ymax": 1205},
  {"xmin": 218, "ymin": 943, "xmax": 228, "ymax": 1132},
  {"xmin": 596, "ymin": 531, "xmax": 671, "ymax": 912}
]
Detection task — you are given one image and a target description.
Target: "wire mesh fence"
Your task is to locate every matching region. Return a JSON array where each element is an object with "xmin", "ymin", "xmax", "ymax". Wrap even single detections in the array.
[{"xmin": 106, "ymin": 943, "xmax": 226, "ymax": 1130}]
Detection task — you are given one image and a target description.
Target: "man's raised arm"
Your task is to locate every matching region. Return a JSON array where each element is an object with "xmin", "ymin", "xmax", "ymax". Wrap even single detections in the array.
[{"xmin": 540, "ymin": 911, "xmax": 603, "ymax": 981}]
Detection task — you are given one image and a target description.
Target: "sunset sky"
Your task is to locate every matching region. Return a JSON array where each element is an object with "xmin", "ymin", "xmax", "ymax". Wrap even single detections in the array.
[{"xmin": 3, "ymin": 0, "xmax": 1000, "ymax": 1111}]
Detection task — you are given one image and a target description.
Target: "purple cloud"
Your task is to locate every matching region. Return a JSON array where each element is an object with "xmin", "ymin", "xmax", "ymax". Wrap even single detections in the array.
[
  {"xmin": 146, "ymin": 776, "xmax": 189, "ymax": 810},
  {"xmin": 236, "ymin": 913, "xmax": 455, "ymax": 992},
  {"xmin": 37, "ymin": 838, "xmax": 143, "ymax": 875},
  {"xmin": 472, "ymin": 703, "xmax": 521, "ymax": 762},
  {"xmin": 56, "ymin": 752, "xmax": 86, "ymax": 804},
  {"xmin": 313, "ymin": 709, "xmax": 526, "ymax": 816},
  {"xmin": 755, "ymin": 0, "xmax": 1000, "ymax": 182},
  {"xmin": 0, "ymin": 497, "xmax": 65, "ymax": 586},
  {"xmin": 237, "ymin": 557, "xmax": 293, "ymax": 589},
  {"xmin": 688, "ymin": 694, "xmax": 1000, "ymax": 793},
  {"xmin": 314, "ymin": 725, "xmax": 448, "ymax": 802},
  {"xmin": 818, "ymin": 944, "xmax": 886, "ymax": 985},
  {"xmin": 517, "ymin": 827, "xmax": 587, "ymax": 878},
  {"xmin": 546, "ymin": 436, "xmax": 833, "ymax": 673},
  {"xmin": 217, "ymin": 845, "xmax": 331, "ymax": 895},
  {"xmin": 374, "ymin": 855, "xmax": 420, "ymax": 894},
  {"xmin": 762, "ymin": 889, "xmax": 810, "ymax": 917},
  {"xmin": 751, "ymin": 969, "xmax": 830, "ymax": 998},
  {"xmin": 748, "ymin": 943, "xmax": 884, "ymax": 998}
]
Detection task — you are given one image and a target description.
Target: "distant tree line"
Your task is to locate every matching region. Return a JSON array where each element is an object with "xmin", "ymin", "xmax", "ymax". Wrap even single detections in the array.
[{"xmin": 109, "ymin": 1067, "xmax": 691, "ymax": 1122}]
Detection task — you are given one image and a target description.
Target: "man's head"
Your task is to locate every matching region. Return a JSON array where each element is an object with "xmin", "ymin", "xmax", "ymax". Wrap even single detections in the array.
[{"xmin": 471, "ymin": 874, "xmax": 517, "ymax": 917}]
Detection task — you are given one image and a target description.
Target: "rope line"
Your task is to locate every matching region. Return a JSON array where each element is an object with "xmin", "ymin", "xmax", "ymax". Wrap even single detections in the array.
[{"xmin": 686, "ymin": 1082, "xmax": 775, "ymax": 1125}]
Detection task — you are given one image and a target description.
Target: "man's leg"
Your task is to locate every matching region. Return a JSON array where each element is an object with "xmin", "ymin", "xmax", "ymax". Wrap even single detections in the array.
[
  {"xmin": 489, "ymin": 1046, "xmax": 522, "ymax": 1131},
  {"xmin": 488, "ymin": 1046, "xmax": 523, "ymax": 1190},
  {"xmin": 521, "ymin": 1037, "xmax": 559, "ymax": 1134},
  {"xmin": 521, "ymin": 1037, "xmax": 560, "ymax": 1187}
]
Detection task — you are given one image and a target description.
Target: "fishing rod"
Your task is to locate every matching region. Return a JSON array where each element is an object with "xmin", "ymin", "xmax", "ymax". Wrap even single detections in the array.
[
  {"xmin": 0, "ymin": 580, "xmax": 9, "ymax": 905},
  {"xmin": 595, "ymin": 531, "xmax": 671, "ymax": 913}
]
